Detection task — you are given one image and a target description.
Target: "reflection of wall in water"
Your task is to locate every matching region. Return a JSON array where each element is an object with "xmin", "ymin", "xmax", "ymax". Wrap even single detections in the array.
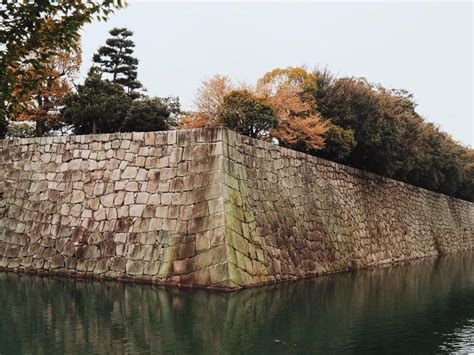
[{"xmin": 1, "ymin": 252, "xmax": 472, "ymax": 354}]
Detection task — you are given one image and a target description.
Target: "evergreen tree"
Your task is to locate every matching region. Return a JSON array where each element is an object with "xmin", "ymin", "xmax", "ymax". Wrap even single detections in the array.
[
  {"xmin": 218, "ymin": 90, "xmax": 279, "ymax": 139},
  {"xmin": 121, "ymin": 97, "xmax": 178, "ymax": 132},
  {"xmin": 92, "ymin": 27, "xmax": 142, "ymax": 96},
  {"xmin": 62, "ymin": 67, "xmax": 132, "ymax": 134}
]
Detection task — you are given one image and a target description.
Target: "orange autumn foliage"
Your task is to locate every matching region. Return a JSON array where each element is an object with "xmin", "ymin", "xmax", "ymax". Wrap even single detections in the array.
[
  {"xmin": 179, "ymin": 74, "xmax": 233, "ymax": 128},
  {"xmin": 178, "ymin": 111, "xmax": 212, "ymax": 129},
  {"xmin": 181, "ymin": 67, "xmax": 327, "ymax": 151},
  {"xmin": 12, "ymin": 48, "xmax": 81, "ymax": 136},
  {"xmin": 257, "ymin": 67, "xmax": 327, "ymax": 150}
]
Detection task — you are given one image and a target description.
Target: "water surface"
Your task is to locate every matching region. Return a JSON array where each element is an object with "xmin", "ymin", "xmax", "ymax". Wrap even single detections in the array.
[{"xmin": 1, "ymin": 253, "xmax": 473, "ymax": 354}]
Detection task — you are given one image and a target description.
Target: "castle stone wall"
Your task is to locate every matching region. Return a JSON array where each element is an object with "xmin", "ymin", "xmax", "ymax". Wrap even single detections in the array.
[
  {"xmin": 221, "ymin": 129, "xmax": 473, "ymax": 286},
  {"xmin": 0, "ymin": 128, "xmax": 472, "ymax": 289}
]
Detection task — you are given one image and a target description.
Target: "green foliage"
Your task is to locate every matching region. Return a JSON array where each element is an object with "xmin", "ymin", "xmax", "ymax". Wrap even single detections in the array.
[
  {"xmin": 219, "ymin": 90, "xmax": 279, "ymax": 139},
  {"xmin": 6, "ymin": 122, "xmax": 35, "ymax": 139},
  {"xmin": 160, "ymin": 96, "xmax": 181, "ymax": 123},
  {"xmin": 315, "ymin": 77, "xmax": 401, "ymax": 176},
  {"xmin": 121, "ymin": 97, "xmax": 178, "ymax": 132},
  {"xmin": 62, "ymin": 68, "xmax": 132, "ymax": 135},
  {"xmin": 62, "ymin": 68, "xmax": 179, "ymax": 134},
  {"xmin": 0, "ymin": 1, "xmax": 125, "ymax": 120},
  {"xmin": 317, "ymin": 124, "xmax": 356, "ymax": 161},
  {"xmin": 0, "ymin": 118, "xmax": 8, "ymax": 139},
  {"xmin": 93, "ymin": 27, "xmax": 142, "ymax": 96},
  {"xmin": 458, "ymin": 150, "xmax": 474, "ymax": 202},
  {"xmin": 403, "ymin": 124, "xmax": 463, "ymax": 196},
  {"xmin": 312, "ymin": 69, "xmax": 472, "ymax": 201}
]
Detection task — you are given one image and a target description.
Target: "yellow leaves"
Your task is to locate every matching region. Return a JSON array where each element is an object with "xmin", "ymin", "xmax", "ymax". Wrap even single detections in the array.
[
  {"xmin": 179, "ymin": 74, "xmax": 233, "ymax": 129},
  {"xmin": 257, "ymin": 66, "xmax": 317, "ymax": 97},
  {"xmin": 271, "ymin": 114, "xmax": 327, "ymax": 150},
  {"xmin": 258, "ymin": 67, "xmax": 327, "ymax": 150},
  {"xmin": 194, "ymin": 75, "xmax": 233, "ymax": 121},
  {"xmin": 183, "ymin": 66, "xmax": 327, "ymax": 151},
  {"xmin": 12, "ymin": 49, "xmax": 80, "ymax": 126},
  {"xmin": 178, "ymin": 112, "xmax": 218, "ymax": 129}
]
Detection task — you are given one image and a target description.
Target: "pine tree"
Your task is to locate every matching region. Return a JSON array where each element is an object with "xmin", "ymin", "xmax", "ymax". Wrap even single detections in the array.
[
  {"xmin": 62, "ymin": 67, "xmax": 131, "ymax": 134},
  {"xmin": 92, "ymin": 27, "xmax": 142, "ymax": 96}
]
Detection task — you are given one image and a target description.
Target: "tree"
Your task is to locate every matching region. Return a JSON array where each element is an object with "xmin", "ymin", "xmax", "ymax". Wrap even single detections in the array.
[
  {"xmin": 458, "ymin": 149, "xmax": 474, "ymax": 201},
  {"xmin": 93, "ymin": 27, "xmax": 142, "ymax": 96},
  {"xmin": 313, "ymin": 69, "xmax": 468, "ymax": 198},
  {"xmin": 218, "ymin": 90, "xmax": 279, "ymax": 139},
  {"xmin": 312, "ymin": 69, "xmax": 357, "ymax": 161},
  {"xmin": 0, "ymin": 1, "xmax": 125, "ymax": 121},
  {"xmin": 121, "ymin": 97, "xmax": 178, "ymax": 132},
  {"xmin": 406, "ymin": 123, "xmax": 463, "ymax": 196},
  {"xmin": 314, "ymin": 76, "xmax": 408, "ymax": 177},
  {"xmin": 318, "ymin": 123, "xmax": 356, "ymax": 161},
  {"xmin": 12, "ymin": 49, "xmax": 81, "ymax": 136},
  {"xmin": 62, "ymin": 68, "xmax": 131, "ymax": 135},
  {"xmin": 179, "ymin": 74, "xmax": 233, "ymax": 128},
  {"xmin": 0, "ymin": 117, "xmax": 7, "ymax": 139},
  {"xmin": 160, "ymin": 96, "xmax": 181, "ymax": 123},
  {"xmin": 257, "ymin": 67, "xmax": 327, "ymax": 151}
]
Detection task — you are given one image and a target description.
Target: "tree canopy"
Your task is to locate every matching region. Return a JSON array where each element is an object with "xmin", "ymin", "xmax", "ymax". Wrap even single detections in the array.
[
  {"xmin": 180, "ymin": 67, "xmax": 472, "ymax": 201},
  {"xmin": 0, "ymin": 1, "xmax": 125, "ymax": 123},
  {"xmin": 12, "ymin": 49, "xmax": 81, "ymax": 136},
  {"xmin": 62, "ymin": 67, "xmax": 131, "ymax": 135},
  {"xmin": 313, "ymin": 69, "xmax": 470, "ymax": 200},
  {"xmin": 62, "ymin": 67, "xmax": 179, "ymax": 135},
  {"xmin": 257, "ymin": 67, "xmax": 327, "ymax": 151},
  {"xmin": 121, "ymin": 97, "xmax": 177, "ymax": 132},
  {"xmin": 92, "ymin": 27, "xmax": 142, "ymax": 96},
  {"xmin": 219, "ymin": 90, "xmax": 279, "ymax": 139},
  {"xmin": 1, "ymin": 4, "xmax": 471, "ymax": 203}
]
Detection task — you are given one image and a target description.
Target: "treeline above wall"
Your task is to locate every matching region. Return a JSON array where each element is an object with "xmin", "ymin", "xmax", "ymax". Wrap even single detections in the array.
[{"xmin": 1, "ymin": 24, "xmax": 472, "ymax": 202}]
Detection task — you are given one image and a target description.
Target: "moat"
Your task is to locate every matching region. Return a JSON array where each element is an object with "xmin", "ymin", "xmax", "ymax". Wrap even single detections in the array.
[{"xmin": 1, "ymin": 252, "xmax": 473, "ymax": 354}]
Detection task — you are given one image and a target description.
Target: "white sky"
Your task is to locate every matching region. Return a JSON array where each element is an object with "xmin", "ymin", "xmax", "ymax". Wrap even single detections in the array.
[{"xmin": 79, "ymin": 1, "xmax": 473, "ymax": 146}]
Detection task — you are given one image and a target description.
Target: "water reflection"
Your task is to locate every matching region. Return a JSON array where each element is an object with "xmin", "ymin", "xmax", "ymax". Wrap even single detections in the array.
[
  {"xmin": 0, "ymin": 253, "xmax": 473, "ymax": 354},
  {"xmin": 439, "ymin": 320, "xmax": 474, "ymax": 353}
]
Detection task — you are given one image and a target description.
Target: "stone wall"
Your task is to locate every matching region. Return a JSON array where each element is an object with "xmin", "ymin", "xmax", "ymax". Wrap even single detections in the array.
[
  {"xmin": 0, "ymin": 128, "xmax": 473, "ymax": 290},
  {"xmin": 0, "ymin": 129, "xmax": 232, "ymax": 289},
  {"xmin": 221, "ymin": 130, "xmax": 473, "ymax": 287}
]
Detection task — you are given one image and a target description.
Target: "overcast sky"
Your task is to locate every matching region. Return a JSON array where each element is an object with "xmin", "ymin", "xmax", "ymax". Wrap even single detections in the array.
[{"xmin": 79, "ymin": 1, "xmax": 473, "ymax": 146}]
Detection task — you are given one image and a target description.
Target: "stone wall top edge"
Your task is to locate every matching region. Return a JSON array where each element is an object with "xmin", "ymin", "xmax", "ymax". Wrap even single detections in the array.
[
  {"xmin": 221, "ymin": 128, "xmax": 474, "ymax": 207},
  {"xmin": 0, "ymin": 127, "xmax": 225, "ymax": 147}
]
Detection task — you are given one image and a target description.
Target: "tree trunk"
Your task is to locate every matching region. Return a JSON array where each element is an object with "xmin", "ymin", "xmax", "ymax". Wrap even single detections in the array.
[
  {"xmin": 92, "ymin": 119, "xmax": 97, "ymax": 134},
  {"xmin": 35, "ymin": 120, "xmax": 46, "ymax": 137}
]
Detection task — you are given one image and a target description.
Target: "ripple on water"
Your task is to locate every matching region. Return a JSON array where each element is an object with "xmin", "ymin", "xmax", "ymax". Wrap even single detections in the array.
[{"xmin": 439, "ymin": 320, "xmax": 474, "ymax": 354}]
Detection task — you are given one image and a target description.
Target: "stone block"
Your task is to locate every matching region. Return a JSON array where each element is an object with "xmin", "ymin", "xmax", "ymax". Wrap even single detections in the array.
[
  {"xmin": 130, "ymin": 204, "xmax": 145, "ymax": 217},
  {"xmin": 173, "ymin": 259, "xmax": 188, "ymax": 275},
  {"xmin": 126, "ymin": 260, "xmax": 144, "ymax": 275},
  {"xmin": 71, "ymin": 190, "xmax": 85, "ymax": 203},
  {"xmin": 122, "ymin": 167, "xmax": 138, "ymax": 179},
  {"xmin": 100, "ymin": 193, "xmax": 115, "ymax": 208}
]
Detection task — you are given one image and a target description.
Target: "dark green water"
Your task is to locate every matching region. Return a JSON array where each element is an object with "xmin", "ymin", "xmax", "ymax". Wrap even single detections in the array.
[{"xmin": 1, "ymin": 253, "xmax": 473, "ymax": 355}]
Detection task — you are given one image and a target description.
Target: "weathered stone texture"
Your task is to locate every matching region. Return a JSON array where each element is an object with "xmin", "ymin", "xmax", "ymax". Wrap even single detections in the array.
[
  {"xmin": 0, "ymin": 129, "xmax": 230, "ymax": 289},
  {"xmin": 0, "ymin": 128, "xmax": 472, "ymax": 290},
  {"xmin": 221, "ymin": 129, "xmax": 474, "ymax": 287}
]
